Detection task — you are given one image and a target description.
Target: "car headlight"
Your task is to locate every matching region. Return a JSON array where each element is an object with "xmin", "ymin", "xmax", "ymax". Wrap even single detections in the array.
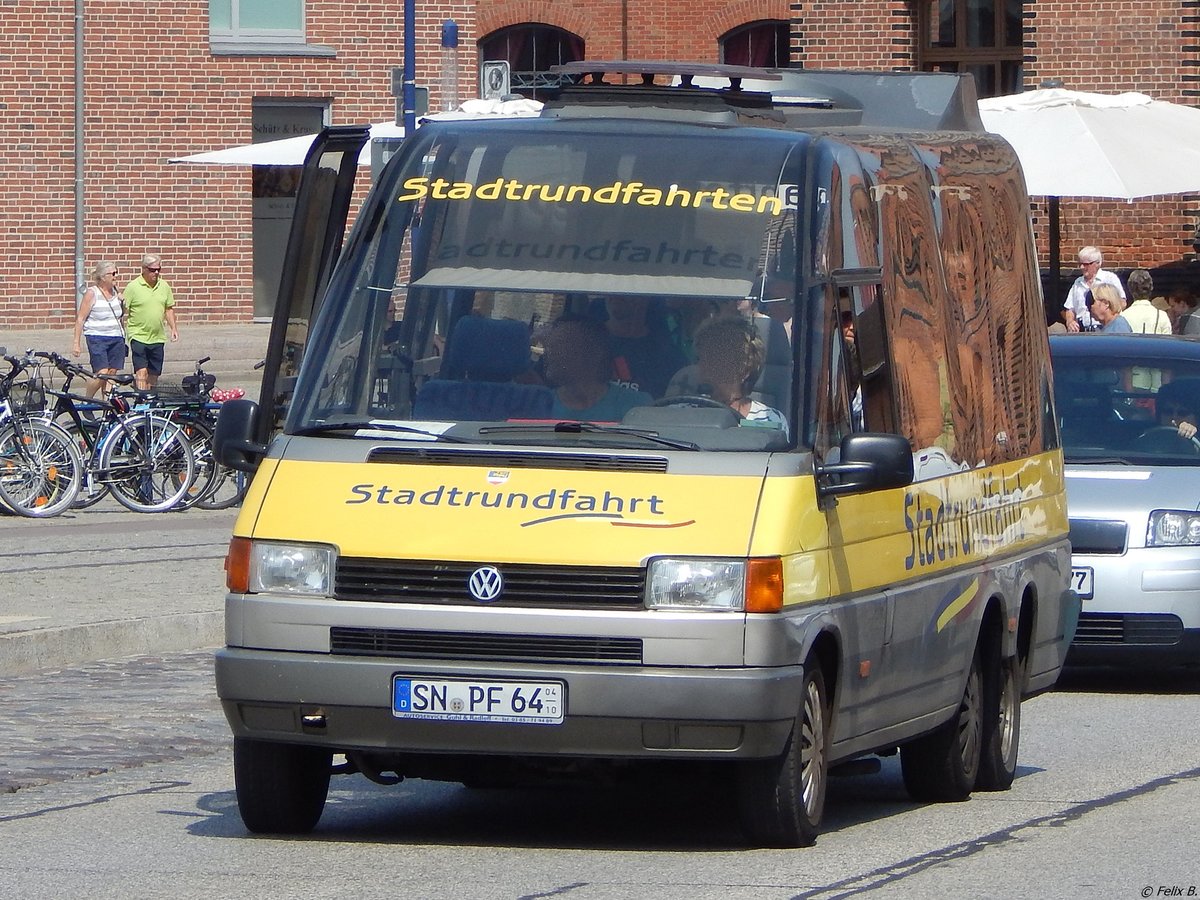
[
  {"xmin": 1146, "ymin": 510, "xmax": 1200, "ymax": 547},
  {"xmin": 646, "ymin": 558, "xmax": 749, "ymax": 611},
  {"xmin": 247, "ymin": 541, "xmax": 335, "ymax": 595}
]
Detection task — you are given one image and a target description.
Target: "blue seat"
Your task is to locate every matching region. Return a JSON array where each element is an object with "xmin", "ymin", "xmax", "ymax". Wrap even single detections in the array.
[{"xmin": 413, "ymin": 317, "xmax": 552, "ymax": 421}]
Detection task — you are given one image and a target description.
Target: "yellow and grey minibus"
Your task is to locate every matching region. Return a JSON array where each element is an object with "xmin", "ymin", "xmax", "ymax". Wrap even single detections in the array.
[{"xmin": 214, "ymin": 63, "xmax": 1079, "ymax": 846}]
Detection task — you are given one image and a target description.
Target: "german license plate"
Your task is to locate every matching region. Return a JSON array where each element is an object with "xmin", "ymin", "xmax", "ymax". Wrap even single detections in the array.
[
  {"xmin": 392, "ymin": 676, "xmax": 565, "ymax": 725},
  {"xmin": 1071, "ymin": 566, "xmax": 1094, "ymax": 600}
]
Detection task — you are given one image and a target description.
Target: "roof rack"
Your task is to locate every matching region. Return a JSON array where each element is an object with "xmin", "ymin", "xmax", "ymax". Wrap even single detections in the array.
[{"xmin": 540, "ymin": 60, "xmax": 985, "ymax": 132}]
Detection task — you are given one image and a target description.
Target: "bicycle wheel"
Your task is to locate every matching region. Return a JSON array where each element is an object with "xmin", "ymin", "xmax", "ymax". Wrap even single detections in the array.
[
  {"xmin": 98, "ymin": 412, "xmax": 196, "ymax": 513},
  {"xmin": 0, "ymin": 419, "xmax": 83, "ymax": 517},
  {"xmin": 57, "ymin": 419, "xmax": 110, "ymax": 509},
  {"xmin": 173, "ymin": 416, "xmax": 218, "ymax": 510},
  {"xmin": 195, "ymin": 462, "xmax": 250, "ymax": 510}
]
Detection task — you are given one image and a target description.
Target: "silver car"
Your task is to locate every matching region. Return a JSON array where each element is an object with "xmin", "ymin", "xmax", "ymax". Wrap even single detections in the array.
[{"xmin": 1052, "ymin": 333, "xmax": 1200, "ymax": 666}]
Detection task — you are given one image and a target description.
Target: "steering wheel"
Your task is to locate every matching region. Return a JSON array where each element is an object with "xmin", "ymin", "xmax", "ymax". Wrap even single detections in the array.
[
  {"xmin": 1135, "ymin": 425, "xmax": 1200, "ymax": 454},
  {"xmin": 652, "ymin": 394, "xmax": 736, "ymax": 414}
]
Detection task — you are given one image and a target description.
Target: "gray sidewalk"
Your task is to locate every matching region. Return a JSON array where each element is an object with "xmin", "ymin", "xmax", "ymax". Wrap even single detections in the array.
[
  {"xmin": 0, "ymin": 499, "xmax": 237, "ymax": 677},
  {"xmin": 0, "ymin": 322, "xmax": 271, "ymax": 396},
  {"xmin": 0, "ymin": 322, "xmax": 269, "ymax": 676}
]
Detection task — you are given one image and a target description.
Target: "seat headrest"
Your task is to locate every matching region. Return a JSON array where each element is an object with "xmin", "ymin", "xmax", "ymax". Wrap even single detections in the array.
[{"xmin": 442, "ymin": 317, "xmax": 532, "ymax": 381}]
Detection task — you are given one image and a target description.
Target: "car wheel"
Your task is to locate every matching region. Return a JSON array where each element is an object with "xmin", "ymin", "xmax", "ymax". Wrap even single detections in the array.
[
  {"xmin": 737, "ymin": 663, "xmax": 829, "ymax": 847},
  {"xmin": 234, "ymin": 737, "xmax": 332, "ymax": 834},
  {"xmin": 977, "ymin": 652, "xmax": 1023, "ymax": 791},
  {"xmin": 900, "ymin": 648, "xmax": 983, "ymax": 802}
]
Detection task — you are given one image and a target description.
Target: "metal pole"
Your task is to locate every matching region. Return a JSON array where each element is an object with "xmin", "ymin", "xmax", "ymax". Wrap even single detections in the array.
[
  {"xmin": 402, "ymin": 0, "xmax": 416, "ymax": 135},
  {"xmin": 74, "ymin": 0, "xmax": 85, "ymax": 303},
  {"xmin": 1049, "ymin": 196, "xmax": 1061, "ymax": 322}
]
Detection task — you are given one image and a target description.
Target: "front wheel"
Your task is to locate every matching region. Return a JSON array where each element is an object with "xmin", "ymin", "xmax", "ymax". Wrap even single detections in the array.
[
  {"xmin": 900, "ymin": 649, "xmax": 983, "ymax": 802},
  {"xmin": 99, "ymin": 413, "xmax": 196, "ymax": 513},
  {"xmin": 0, "ymin": 420, "xmax": 83, "ymax": 518},
  {"xmin": 737, "ymin": 664, "xmax": 829, "ymax": 847},
  {"xmin": 234, "ymin": 738, "xmax": 332, "ymax": 834}
]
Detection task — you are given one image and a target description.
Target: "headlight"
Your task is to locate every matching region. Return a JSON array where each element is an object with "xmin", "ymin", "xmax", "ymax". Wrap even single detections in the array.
[
  {"xmin": 248, "ymin": 542, "xmax": 335, "ymax": 595},
  {"xmin": 1146, "ymin": 510, "xmax": 1200, "ymax": 547},
  {"xmin": 646, "ymin": 558, "xmax": 747, "ymax": 611}
]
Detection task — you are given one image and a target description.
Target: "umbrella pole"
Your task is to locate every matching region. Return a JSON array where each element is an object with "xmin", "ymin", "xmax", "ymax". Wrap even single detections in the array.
[{"xmin": 1048, "ymin": 196, "xmax": 1061, "ymax": 324}]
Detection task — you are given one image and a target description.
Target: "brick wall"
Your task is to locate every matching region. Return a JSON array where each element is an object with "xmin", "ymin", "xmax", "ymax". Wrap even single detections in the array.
[{"xmin": 1, "ymin": 1, "xmax": 1196, "ymax": 329}]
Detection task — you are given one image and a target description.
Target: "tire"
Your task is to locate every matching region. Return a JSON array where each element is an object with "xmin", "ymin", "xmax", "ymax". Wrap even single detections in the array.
[
  {"xmin": 900, "ymin": 648, "xmax": 983, "ymax": 803},
  {"xmin": 195, "ymin": 463, "xmax": 249, "ymax": 510},
  {"xmin": 99, "ymin": 412, "xmax": 196, "ymax": 513},
  {"xmin": 737, "ymin": 664, "xmax": 830, "ymax": 848},
  {"xmin": 234, "ymin": 738, "xmax": 332, "ymax": 834},
  {"xmin": 173, "ymin": 417, "xmax": 218, "ymax": 510},
  {"xmin": 976, "ymin": 653, "xmax": 1023, "ymax": 791},
  {"xmin": 0, "ymin": 420, "xmax": 83, "ymax": 518}
]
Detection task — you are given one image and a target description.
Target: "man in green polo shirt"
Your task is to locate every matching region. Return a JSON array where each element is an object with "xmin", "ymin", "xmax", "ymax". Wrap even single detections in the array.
[{"xmin": 124, "ymin": 252, "xmax": 179, "ymax": 390}]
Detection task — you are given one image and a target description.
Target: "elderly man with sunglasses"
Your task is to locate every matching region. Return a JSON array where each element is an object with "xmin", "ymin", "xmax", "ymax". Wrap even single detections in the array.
[
  {"xmin": 123, "ymin": 253, "xmax": 179, "ymax": 390},
  {"xmin": 1063, "ymin": 245, "xmax": 1126, "ymax": 333}
]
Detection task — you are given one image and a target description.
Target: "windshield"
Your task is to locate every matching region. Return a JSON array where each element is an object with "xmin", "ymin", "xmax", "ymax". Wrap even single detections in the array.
[
  {"xmin": 1054, "ymin": 350, "xmax": 1200, "ymax": 465},
  {"xmin": 289, "ymin": 120, "xmax": 804, "ymax": 451}
]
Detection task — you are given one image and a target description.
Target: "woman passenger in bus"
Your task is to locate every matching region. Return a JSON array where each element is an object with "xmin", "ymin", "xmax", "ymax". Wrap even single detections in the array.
[
  {"xmin": 542, "ymin": 316, "xmax": 652, "ymax": 422},
  {"xmin": 690, "ymin": 314, "xmax": 787, "ymax": 431}
]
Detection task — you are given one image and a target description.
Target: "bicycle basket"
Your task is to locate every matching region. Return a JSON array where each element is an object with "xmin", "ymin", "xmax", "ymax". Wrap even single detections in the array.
[
  {"xmin": 153, "ymin": 379, "xmax": 200, "ymax": 402},
  {"xmin": 7, "ymin": 376, "xmax": 46, "ymax": 413}
]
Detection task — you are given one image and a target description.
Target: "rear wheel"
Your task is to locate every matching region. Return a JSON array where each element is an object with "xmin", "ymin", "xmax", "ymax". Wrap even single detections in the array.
[
  {"xmin": 737, "ymin": 664, "xmax": 829, "ymax": 847},
  {"xmin": 900, "ymin": 649, "xmax": 983, "ymax": 802},
  {"xmin": 195, "ymin": 463, "xmax": 249, "ymax": 510},
  {"xmin": 173, "ymin": 417, "xmax": 218, "ymax": 509},
  {"xmin": 234, "ymin": 738, "xmax": 332, "ymax": 834},
  {"xmin": 976, "ymin": 653, "xmax": 1023, "ymax": 791},
  {"xmin": 0, "ymin": 420, "xmax": 83, "ymax": 517}
]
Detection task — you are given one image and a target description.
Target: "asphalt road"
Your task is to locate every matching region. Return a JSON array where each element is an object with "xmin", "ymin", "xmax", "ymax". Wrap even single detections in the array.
[{"xmin": 1, "ymin": 650, "xmax": 1199, "ymax": 899}]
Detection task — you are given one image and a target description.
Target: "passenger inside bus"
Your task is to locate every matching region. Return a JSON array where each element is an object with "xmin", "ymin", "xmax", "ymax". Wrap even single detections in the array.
[
  {"xmin": 542, "ymin": 316, "xmax": 652, "ymax": 422},
  {"xmin": 688, "ymin": 314, "xmax": 788, "ymax": 432}
]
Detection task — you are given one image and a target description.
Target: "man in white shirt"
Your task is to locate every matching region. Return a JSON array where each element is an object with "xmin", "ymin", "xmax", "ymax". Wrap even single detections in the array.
[{"xmin": 1063, "ymin": 245, "xmax": 1125, "ymax": 332}]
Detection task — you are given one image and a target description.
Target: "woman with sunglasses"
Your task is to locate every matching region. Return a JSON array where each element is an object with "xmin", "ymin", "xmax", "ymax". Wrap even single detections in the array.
[{"xmin": 71, "ymin": 261, "xmax": 126, "ymax": 399}]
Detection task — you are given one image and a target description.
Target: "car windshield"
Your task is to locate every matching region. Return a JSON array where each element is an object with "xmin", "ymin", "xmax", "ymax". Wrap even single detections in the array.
[
  {"xmin": 287, "ymin": 120, "xmax": 804, "ymax": 452},
  {"xmin": 1054, "ymin": 351, "xmax": 1200, "ymax": 465}
]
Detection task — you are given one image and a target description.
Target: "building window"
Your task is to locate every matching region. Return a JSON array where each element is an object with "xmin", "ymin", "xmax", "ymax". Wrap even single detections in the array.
[
  {"xmin": 210, "ymin": 0, "xmax": 304, "ymax": 42},
  {"xmin": 916, "ymin": 0, "xmax": 1023, "ymax": 97},
  {"xmin": 479, "ymin": 25, "xmax": 584, "ymax": 100},
  {"xmin": 719, "ymin": 21, "xmax": 792, "ymax": 68}
]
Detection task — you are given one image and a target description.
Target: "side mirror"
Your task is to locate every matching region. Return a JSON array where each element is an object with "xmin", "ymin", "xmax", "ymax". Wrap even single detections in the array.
[
  {"xmin": 214, "ymin": 398, "xmax": 267, "ymax": 473},
  {"xmin": 817, "ymin": 432, "xmax": 914, "ymax": 497}
]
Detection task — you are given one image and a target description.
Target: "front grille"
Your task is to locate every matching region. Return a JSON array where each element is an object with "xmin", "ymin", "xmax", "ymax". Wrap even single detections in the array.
[
  {"xmin": 1069, "ymin": 519, "xmax": 1128, "ymax": 555},
  {"xmin": 330, "ymin": 626, "xmax": 643, "ymax": 664},
  {"xmin": 366, "ymin": 447, "xmax": 669, "ymax": 473},
  {"xmin": 335, "ymin": 559, "xmax": 646, "ymax": 609},
  {"xmin": 1073, "ymin": 612, "xmax": 1184, "ymax": 646}
]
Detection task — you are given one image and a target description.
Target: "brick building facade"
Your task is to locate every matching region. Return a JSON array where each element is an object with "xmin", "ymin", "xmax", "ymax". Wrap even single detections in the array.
[{"xmin": 1, "ymin": 1, "xmax": 1196, "ymax": 330}]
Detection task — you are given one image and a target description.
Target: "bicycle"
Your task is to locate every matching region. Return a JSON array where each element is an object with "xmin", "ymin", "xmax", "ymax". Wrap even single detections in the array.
[
  {"xmin": 0, "ymin": 349, "xmax": 83, "ymax": 517},
  {"xmin": 155, "ymin": 357, "xmax": 250, "ymax": 510},
  {"xmin": 39, "ymin": 352, "xmax": 197, "ymax": 513}
]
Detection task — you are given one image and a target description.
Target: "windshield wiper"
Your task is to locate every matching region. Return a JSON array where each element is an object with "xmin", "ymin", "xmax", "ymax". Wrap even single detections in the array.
[
  {"xmin": 1064, "ymin": 454, "xmax": 1134, "ymax": 465},
  {"xmin": 292, "ymin": 421, "xmax": 469, "ymax": 442},
  {"xmin": 479, "ymin": 421, "xmax": 699, "ymax": 451}
]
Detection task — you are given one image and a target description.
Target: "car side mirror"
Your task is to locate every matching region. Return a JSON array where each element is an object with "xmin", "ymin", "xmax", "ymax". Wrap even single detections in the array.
[
  {"xmin": 214, "ymin": 398, "xmax": 267, "ymax": 473},
  {"xmin": 816, "ymin": 432, "xmax": 914, "ymax": 498}
]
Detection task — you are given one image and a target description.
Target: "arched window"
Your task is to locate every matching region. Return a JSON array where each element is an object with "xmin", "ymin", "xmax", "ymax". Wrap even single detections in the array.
[
  {"xmin": 719, "ymin": 21, "xmax": 791, "ymax": 68},
  {"xmin": 916, "ymin": 0, "xmax": 1024, "ymax": 97},
  {"xmin": 479, "ymin": 24, "xmax": 585, "ymax": 100}
]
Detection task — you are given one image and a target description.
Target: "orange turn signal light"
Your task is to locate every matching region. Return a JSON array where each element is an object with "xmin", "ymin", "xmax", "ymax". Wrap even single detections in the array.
[
  {"xmin": 745, "ymin": 557, "xmax": 784, "ymax": 613},
  {"xmin": 226, "ymin": 536, "xmax": 251, "ymax": 593}
]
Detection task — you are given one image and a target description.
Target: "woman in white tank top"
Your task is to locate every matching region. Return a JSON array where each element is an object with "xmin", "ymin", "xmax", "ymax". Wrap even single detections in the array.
[{"xmin": 72, "ymin": 261, "xmax": 127, "ymax": 398}]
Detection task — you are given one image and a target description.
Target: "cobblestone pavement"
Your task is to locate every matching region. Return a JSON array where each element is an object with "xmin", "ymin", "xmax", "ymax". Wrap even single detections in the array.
[{"xmin": 0, "ymin": 650, "xmax": 228, "ymax": 793}]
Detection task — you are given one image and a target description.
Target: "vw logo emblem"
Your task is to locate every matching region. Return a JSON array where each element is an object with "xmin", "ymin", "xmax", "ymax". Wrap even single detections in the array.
[{"xmin": 468, "ymin": 566, "xmax": 504, "ymax": 602}]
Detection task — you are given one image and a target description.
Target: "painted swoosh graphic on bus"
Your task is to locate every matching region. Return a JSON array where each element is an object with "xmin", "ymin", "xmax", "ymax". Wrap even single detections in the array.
[
  {"xmin": 934, "ymin": 578, "xmax": 981, "ymax": 633},
  {"xmin": 520, "ymin": 512, "xmax": 696, "ymax": 528}
]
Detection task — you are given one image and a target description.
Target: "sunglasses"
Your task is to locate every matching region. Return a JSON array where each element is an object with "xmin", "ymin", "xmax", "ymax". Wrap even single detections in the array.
[{"xmin": 144, "ymin": 266, "xmax": 162, "ymax": 273}]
